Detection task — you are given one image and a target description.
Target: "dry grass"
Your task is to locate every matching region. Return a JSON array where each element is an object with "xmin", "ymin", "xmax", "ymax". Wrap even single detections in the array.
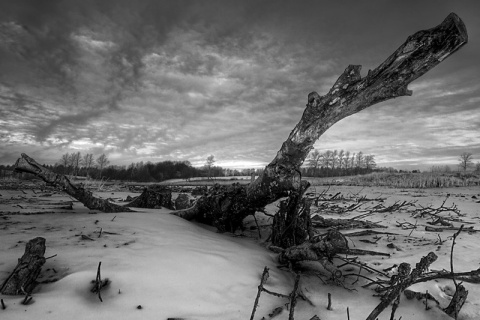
[{"xmin": 349, "ymin": 172, "xmax": 480, "ymax": 188}]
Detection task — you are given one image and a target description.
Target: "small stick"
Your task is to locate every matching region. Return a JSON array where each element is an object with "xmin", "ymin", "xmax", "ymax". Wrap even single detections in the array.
[
  {"xmin": 98, "ymin": 228, "xmax": 103, "ymax": 238},
  {"xmin": 250, "ymin": 267, "xmax": 269, "ymax": 320},
  {"xmin": 425, "ymin": 290, "xmax": 429, "ymax": 310},
  {"xmin": 390, "ymin": 295, "xmax": 400, "ymax": 320},
  {"xmin": 347, "ymin": 307, "xmax": 350, "ymax": 320},
  {"xmin": 252, "ymin": 214, "xmax": 262, "ymax": 239},
  {"xmin": 1, "ymin": 299, "xmax": 6, "ymax": 310},
  {"xmin": 408, "ymin": 220, "xmax": 418, "ymax": 237},
  {"xmin": 288, "ymin": 273, "xmax": 300, "ymax": 320},
  {"xmin": 327, "ymin": 292, "xmax": 332, "ymax": 310},
  {"xmin": 111, "ymin": 216, "xmax": 116, "ymax": 221},
  {"xmin": 45, "ymin": 254, "xmax": 57, "ymax": 260},
  {"xmin": 22, "ymin": 295, "xmax": 32, "ymax": 305}
]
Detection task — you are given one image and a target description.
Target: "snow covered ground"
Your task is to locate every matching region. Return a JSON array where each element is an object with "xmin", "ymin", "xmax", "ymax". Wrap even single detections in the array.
[{"xmin": 1, "ymin": 185, "xmax": 479, "ymax": 319}]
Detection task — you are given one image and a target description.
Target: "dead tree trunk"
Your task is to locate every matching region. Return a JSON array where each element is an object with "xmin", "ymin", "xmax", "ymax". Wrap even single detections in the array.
[
  {"xmin": 271, "ymin": 181, "xmax": 313, "ymax": 248},
  {"xmin": 13, "ymin": 14, "xmax": 467, "ymax": 232},
  {"xmin": 14, "ymin": 154, "xmax": 132, "ymax": 213},
  {"xmin": 1, "ymin": 237, "xmax": 46, "ymax": 295},
  {"xmin": 174, "ymin": 13, "xmax": 468, "ymax": 231}
]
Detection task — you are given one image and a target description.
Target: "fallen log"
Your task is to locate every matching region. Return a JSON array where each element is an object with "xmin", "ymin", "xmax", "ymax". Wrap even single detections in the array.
[
  {"xmin": 14, "ymin": 154, "xmax": 132, "ymax": 213},
  {"xmin": 1, "ymin": 237, "xmax": 46, "ymax": 295},
  {"xmin": 311, "ymin": 215, "xmax": 386, "ymax": 229}
]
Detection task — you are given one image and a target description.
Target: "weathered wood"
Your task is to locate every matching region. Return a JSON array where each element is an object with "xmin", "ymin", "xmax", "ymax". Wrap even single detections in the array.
[
  {"xmin": 278, "ymin": 230, "xmax": 349, "ymax": 264},
  {"xmin": 1, "ymin": 237, "xmax": 46, "ymax": 295},
  {"xmin": 272, "ymin": 182, "xmax": 313, "ymax": 248},
  {"xmin": 125, "ymin": 185, "xmax": 174, "ymax": 209},
  {"xmin": 246, "ymin": 12, "xmax": 467, "ymax": 207},
  {"xmin": 174, "ymin": 13, "xmax": 468, "ymax": 231},
  {"xmin": 443, "ymin": 283, "xmax": 468, "ymax": 318},
  {"xmin": 366, "ymin": 252, "xmax": 438, "ymax": 320},
  {"xmin": 14, "ymin": 153, "xmax": 132, "ymax": 213},
  {"xmin": 311, "ymin": 215, "xmax": 386, "ymax": 229}
]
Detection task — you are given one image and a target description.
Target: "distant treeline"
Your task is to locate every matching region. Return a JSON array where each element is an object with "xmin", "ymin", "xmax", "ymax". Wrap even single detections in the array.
[
  {"xmin": 0, "ymin": 152, "xmax": 263, "ymax": 182},
  {"xmin": 300, "ymin": 149, "xmax": 379, "ymax": 177}
]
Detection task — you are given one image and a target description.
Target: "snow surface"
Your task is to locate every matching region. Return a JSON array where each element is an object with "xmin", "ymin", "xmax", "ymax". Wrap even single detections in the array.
[{"xmin": 1, "ymin": 186, "xmax": 480, "ymax": 319}]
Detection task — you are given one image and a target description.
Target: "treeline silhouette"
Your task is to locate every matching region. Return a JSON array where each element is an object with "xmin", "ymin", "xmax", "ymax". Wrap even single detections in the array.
[{"xmin": 300, "ymin": 149, "xmax": 377, "ymax": 177}]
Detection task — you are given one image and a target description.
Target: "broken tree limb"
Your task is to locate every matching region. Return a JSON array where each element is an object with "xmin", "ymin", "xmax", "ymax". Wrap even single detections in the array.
[
  {"xmin": 443, "ymin": 284, "xmax": 468, "ymax": 318},
  {"xmin": 14, "ymin": 154, "xmax": 132, "ymax": 213},
  {"xmin": 279, "ymin": 230, "xmax": 349, "ymax": 264},
  {"xmin": 366, "ymin": 252, "xmax": 438, "ymax": 320},
  {"xmin": 1, "ymin": 237, "xmax": 46, "ymax": 295},
  {"xmin": 311, "ymin": 215, "xmax": 386, "ymax": 230}
]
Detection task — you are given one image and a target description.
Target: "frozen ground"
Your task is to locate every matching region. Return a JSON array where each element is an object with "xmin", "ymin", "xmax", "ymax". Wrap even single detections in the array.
[{"xmin": 1, "ymin": 183, "xmax": 479, "ymax": 320}]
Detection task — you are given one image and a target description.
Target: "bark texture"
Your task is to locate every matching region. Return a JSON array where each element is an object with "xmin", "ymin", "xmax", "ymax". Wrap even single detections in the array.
[
  {"xmin": 271, "ymin": 182, "xmax": 313, "ymax": 248},
  {"xmin": 125, "ymin": 185, "xmax": 174, "ymax": 209},
  {"xmin": 14, "ymin": 153, "xmax": 132, "ymax": 213},
  {"xmin": 1, "ymin": 237, "xmax": 46, "ymax": 295}
]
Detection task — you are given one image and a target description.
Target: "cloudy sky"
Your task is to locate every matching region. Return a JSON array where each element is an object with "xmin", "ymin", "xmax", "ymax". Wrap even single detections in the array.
[{"xmin": 1, "ymin": 0, "xmax": 479, "ymax": 170}]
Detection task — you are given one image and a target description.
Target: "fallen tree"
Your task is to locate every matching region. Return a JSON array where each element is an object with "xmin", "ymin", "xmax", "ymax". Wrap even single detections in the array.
[
  {"xmin": 161, "ymin": 12, "xmax": 468, "ymax": 232},
  {"xmin": 15, "ymin": 13, "xmax": 467, "ymax": 234}
]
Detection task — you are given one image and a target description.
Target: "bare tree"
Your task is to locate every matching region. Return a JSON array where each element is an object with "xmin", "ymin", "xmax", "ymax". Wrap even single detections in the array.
[
  {"xmin": 343, "ymin": 151, "xmax": 351, "ymax": 170},
  {"xmin": 96, "ymin": 154, "xmax": 110, "ymax": 176},
  {"xmin": 331, "ymin": 150, "xmax": 338, "ymax": 171},
  {"xmin": 337, "ymin": 150, "xmax": 345, "ymax": 170},
  {"xmin": 356, "ymin": 151, "xmax": 364, "ymax": 169},
  {"xmin": 307, "ymin": 149, "xmax": 322, "ymax": 176},
  {"xmin": 458, "ymin": 152, "xmax": 473, "ymax": 173},
  {"xmin": 205, "ymin": 155, "xmax": 215, "ymax": 179},
  {"xmin": 365, "ymin": 155, "xmax": 376, "ymax": 170},
  {"xmin": 83, "ymin": 153, "xmax": 94, "ymax": 176},
  {"xmin": 350, "ymin": 152, "xmax": 356, "ymax": 170},
  {"xmin": 70, "ymin": 152, "xmax": 82, "ymax": 177},
  {"xmin": 475, "ymin": 162, "xmax": 480, "ymax": 173}
]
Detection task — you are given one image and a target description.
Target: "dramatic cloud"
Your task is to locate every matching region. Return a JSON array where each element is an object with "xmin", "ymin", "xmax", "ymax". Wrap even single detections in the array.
[{"xmin": 1, "ymin": 0, "xmax": 479, "ymax": 170}]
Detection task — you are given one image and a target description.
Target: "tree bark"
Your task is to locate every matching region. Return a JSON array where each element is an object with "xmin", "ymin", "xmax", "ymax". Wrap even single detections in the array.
[
  {"xmin": 1, "ymin": 237, "xmax": 46, "ymax": 295},
  {"xmin": 14, "ymin": 154, "xmax": 132, "ymax": 213},
  {"xmin": 125, "ymin": 185, "xmax": 174, "ymax": 209},
  {"xmin": 271, "ymin": 181, "xmax": 313, "ymax": 248}
]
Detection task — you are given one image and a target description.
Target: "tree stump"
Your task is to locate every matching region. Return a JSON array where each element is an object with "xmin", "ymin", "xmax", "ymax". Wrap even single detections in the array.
[{"xmin": 1, "ymin": 237, "xmax": 46, "ymax": 295}]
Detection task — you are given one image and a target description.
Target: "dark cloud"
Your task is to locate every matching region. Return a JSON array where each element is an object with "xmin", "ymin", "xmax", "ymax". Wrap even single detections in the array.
[{"xmin": 0, "ymin": 1, "xmax": 479, "ymax": 169}]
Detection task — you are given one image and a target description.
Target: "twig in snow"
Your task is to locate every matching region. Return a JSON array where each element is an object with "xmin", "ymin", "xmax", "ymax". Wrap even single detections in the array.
[
  {"xmin": 443, "ymin": 225, "xmax": 468, "ymax": 319},
  {"xmin": 91, "ymin": 261, "xmax": 110, "ymax": 302},
  {"xmin": 327, "ymin": 292, "xmax": 332, "ymax": 310}
]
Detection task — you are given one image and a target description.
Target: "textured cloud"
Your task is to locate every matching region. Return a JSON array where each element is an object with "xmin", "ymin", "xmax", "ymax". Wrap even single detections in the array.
[{"xmin": 1, "ymin": 0, "xmax": 480, "ymax": 170}]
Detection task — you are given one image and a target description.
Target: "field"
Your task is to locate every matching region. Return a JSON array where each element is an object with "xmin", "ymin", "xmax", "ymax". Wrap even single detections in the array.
[{"xmin": 1, "ymin": 178, "xmax": 480, "ymax": 320}]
